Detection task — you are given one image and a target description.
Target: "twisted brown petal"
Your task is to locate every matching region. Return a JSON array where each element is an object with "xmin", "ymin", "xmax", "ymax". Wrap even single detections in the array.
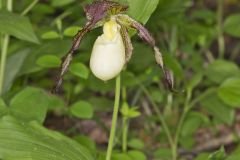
[
  {"xmin": 52, "ymin": 24, "xmax": 92, "ymax": 93},
  {"xmin": 115, "ymin": 14, "xmax": 174, "ymax": 90},
  {"xmin": 119, "ymin": 25, "xmax": 133, "ymax": 62}
]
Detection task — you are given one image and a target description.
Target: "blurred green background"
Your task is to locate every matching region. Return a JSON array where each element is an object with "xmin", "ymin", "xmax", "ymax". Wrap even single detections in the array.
[{"xmin": 0, "ymin": 0, "xmax": 240, "ymax": 160}]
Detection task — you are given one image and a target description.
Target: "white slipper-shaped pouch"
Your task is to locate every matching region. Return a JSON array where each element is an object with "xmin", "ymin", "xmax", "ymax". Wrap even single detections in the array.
[{"xmin": 90, "ymin": 19, "xmax": 125, "ymax": 81}]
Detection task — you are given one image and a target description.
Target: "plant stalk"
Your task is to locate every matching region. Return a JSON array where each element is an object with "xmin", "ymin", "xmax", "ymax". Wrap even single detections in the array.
[
  {"xmin": 122, "ymin": 117, "xmax": 128, "ymax": 152},
  {"xmin": 172, "ymin": 89, "xmax": 192, "ymax": 160},
  {"xmin": 21, "ymin": 0, "xmax": 39, "ymax": 16},
  {"xmin": 0, "ymin": 0, "xmax": 12, "ymax": 95},
  {"xmin": 7, "ymin": 0, "xmax": 12, "ymax": 11},
  {"xmin": 189, "ymin": 88, "xmax": 216, "ymax": 109},
  {"xmin": 217, "ymin": 0, "xmax": 225, "ymax": 59},
  {"xmin": 140, "ymin": 85, "xmax": 174, "ymax": 152},
  {"xmin": 106, "ymin": 75, "xmax": 121, "ymax": 160},
  {"xmin": 172, "ymin": 88, "xmax": 216, "ymax": 160},
  {"xmin": 0, "ymin": 0, "xmax": 2, "ymax": 9},
  {"xmin": 121, "ymin": 86, "xmax": 128, "ymax": 152}
]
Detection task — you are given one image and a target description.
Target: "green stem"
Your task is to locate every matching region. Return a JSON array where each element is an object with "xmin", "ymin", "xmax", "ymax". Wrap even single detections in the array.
[
  {"xmin": 21, "ymin": 0, "xmax": 39, "ymax": 16},
  {"xmin": 0, "ymin": 0, "xmax": 12, "ymax": 95},
  {"xmin": 0, "ymin": 0, "xmax": 2, "ymax": 9},
  {"xmin": 121, "ymin": 86, "xmax": 128, "ymax": 152},
  {"xmin": 106, "ymin": 75, "xmax": 121, "ymax": 160},
  {"xmin": 171, "ymin": 88, "xmax": 216, "ymax": 160},
  {"xmin": 122, "ymin": 117, "xmax": 128, "ymax": 152},
  {"xmin": 189, "ymin": 88, "xmax": 216, "ymax": 109},
  {"xmin": 140, "ymin": 85, "xmax": 174, "ymax": 150},
  {"xmin": 7, "ymin": 0, "xmax": 12, "ymax": 11},
  {"xmin": 169, "ymin": 26, "xmax": 178, "ymax": 54},
  {"xmin": 172, "ymin": 89, "xmax": 192, "ymax": 160},
  {"xmin": 122, "ymin": 87, "xmax": 127, "ymax": 101},
  {"xmin": 217, "ymin": 0, "xmax": 225, "ymax": 59}
]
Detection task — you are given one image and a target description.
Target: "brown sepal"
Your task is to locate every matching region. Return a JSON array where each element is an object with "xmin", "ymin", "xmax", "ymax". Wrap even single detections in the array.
[{"xmin": 119, "ymin": 25, "xmax": 133, "ymax": 62}]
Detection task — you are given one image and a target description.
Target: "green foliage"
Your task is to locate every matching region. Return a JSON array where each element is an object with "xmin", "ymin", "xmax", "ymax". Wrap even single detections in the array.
[
  {"xmin": 0, "ymin": 99, "xmax": 7, "ymax": 117},
  {"xmin": 218, "ymin": 78, "xmax": 240, "ymax": 107},
  {"xmin": 0, "ymin": 0, "xmax": 240, "ymax": 159},
  {"xmin": 195, "ymin": 153, "xmax": 210, "ymax": 160},
  {"xmin": 128, "ymin": 150, "xmax": 147, "ymax": 160},
  {"xmin": 74, "ymin": 135, "xmax": 96, "ymax": 152},
  {"xmin": 116, "ymin": 0, "xmax": 159, "ymax": 24},
  {"xmin": 205, "ymin": 60, "xmax": 240, "ymax": 84},
  {"xmin": 120, "ymin": 102, "xmax": 141, "ymax": 118},
  {"xmin": 3, "ymin": 49, "xmax": 29, "ymax": 94},
  {"xmin": 208, "ymin": 147, "xmax": 226, "ymax": 160},
  {"xmin": 154, "ymin": 148, "xmax": 172, "ymax": 160},
  {"xmin": 128, "ymin": 138, "xmax": 145, "ymax": 150},
  {"xmin": 70, "ymin": 101, "xmax": 94, "ymax": 119},
  {"xmin": 224, "ymin": 13, "xmax": 240, "ymax": 37},
  {"xmin": 9, "ymin": 87, "xmax": 49, "ymax": 123},
  {"xmin": 41, "ymin": 31, "xmax": 61, "ymax": 39},
  {"xmin": 51, "ymin": 0, "xmax": 75, "ymax": 7},
  {"xmin": 0, "ymin": 11, "xmax": 39, "ymax": 43},
  {"xmin": 187, "ymin": 73, "xmax": 203, "ymax": 91},
  {"xmin": 19, "ymin": 40, "xmax": 72, "ymax": 75},
  {"xmin": 69, "ymin": 63, "xmax": 89, "ymax": 79},
  {"xmin": 0, "ymin": 116, "xmax": 94, "ymax": 160},
  {"xmin": 0, "ymin": 87, "xmax": 50, "ymax": 124},
  {"xmin": 226, "ymin": 147, "xmax": 240, "ymax": 160},
  {"xmin": 181, "ymin": 112, "xmax": 208, "ymax": 137},
  {"xmin": 64, "ymin": 26, "xmax": 82, "ymax": 37},
  {"xmin": 36, "ymin": 55, "xmax": 61, "ymax": 68},
  {"xmin": 112, "ymin": 153, "xmax": 132, "ymax": 160},
  {"xmin": 201, "ymin": 92, "xmax": 235, "ymax": 125}
]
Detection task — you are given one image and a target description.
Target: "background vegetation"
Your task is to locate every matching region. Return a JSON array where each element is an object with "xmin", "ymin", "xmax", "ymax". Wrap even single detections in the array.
[{"xmin": 0, "ymin": 0, "xmax": 240, "ymax": 160}]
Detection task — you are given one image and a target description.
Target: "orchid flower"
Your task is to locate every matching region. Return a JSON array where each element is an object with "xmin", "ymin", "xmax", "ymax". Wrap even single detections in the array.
[
  {"xmin": 90, "ymin": 18, "xmax": 125, "ymax": 81},
  {"xmin": 53, "ymin": 0, "xmax": 174, "ymax": 92}
]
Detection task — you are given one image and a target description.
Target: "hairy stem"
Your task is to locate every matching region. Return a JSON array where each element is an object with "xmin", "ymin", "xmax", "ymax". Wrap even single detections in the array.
[
  {"xmin": 217, "ymin": 0, "xmax": 225, "ymax": 59},
  {"xmin": 106, "ymin": 75, "xmax": 121, "ymax": 160},
  {"xmin": 0, "ymin": 0, "xmax": 12, "ymax": 95},
  {"xmin": 21, "ymin": 0, "xmax": 39, "ymax": 16}
]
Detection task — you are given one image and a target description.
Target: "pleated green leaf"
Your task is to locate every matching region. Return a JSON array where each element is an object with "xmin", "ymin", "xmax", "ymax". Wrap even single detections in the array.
[
  {"xmin": 218, "ymin": 78, "xmax": 240, "ymax": 107},
  {"xmin": 0, "ymin": 11, "xmax": 39, "ymax": 43},
  {"xmin": 116, "ymin": 0, "xmax": 159, "ymax": 24},
  {"xmin": 0, "ymin": 116, "xmax": 94, "ymax": 160}
]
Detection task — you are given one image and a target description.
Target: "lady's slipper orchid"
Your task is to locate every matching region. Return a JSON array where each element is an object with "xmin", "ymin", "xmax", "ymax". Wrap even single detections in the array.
[
  {"xmin": 90, "ymin": 19, "xmax": 125, "ymax": 81},
  {"xmin": 53, "ymin": 0, "xmax": 174, "ymax": 92}
]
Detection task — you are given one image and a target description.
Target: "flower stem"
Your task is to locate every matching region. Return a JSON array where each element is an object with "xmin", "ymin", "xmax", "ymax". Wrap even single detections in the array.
[
  {"xmin": 121, "ymin": 87, "xmax": 128, "ymax": 152},
  {"xmin": 0, "ymin": 0, "xmax": 2, "ymax": 9},
  {"xmin": 172, "ymin": 89, "xmax": 192, "ymax": 160},
  {"xmin": 122, "ymin": 117, "xmax": 128, "ymax": 152},
  {"xmin": 217, "ymin": 0, "xmax": 225, "ymax": 59},
  {"xmin": 0, "ymin": 0, "xmax": 12, "ymax": 95},
  {"xmin": 7, "ymin": 0, "xmax": 12, "ymax": 11},
  {"xmin": 21, "ymin": 0, "xmax": 39, "ymax": 16},
  {"xmin": 106, "ymin": 75, "xmax": 121, "ymax": 160}
]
